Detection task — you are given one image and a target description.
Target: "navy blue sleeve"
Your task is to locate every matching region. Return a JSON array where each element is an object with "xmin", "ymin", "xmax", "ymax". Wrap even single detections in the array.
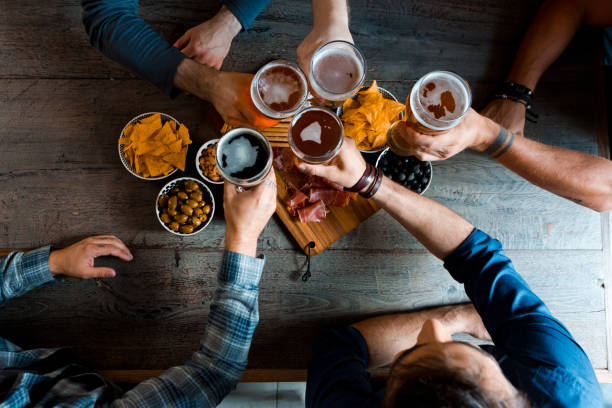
[
  {"xmin": 306, "ymin": 327, "xmax": 375, "ymax": 408},
  {"xmin": 222, "ymin": 0, "xmax": 271, "ymax": 30},
  {"xmin": 81, "ymin": 0, "xmax": 187, "ymax": 97},
  {"xmin": 443, "ymin": 229, "xmax": 599, "ymax": 381}
]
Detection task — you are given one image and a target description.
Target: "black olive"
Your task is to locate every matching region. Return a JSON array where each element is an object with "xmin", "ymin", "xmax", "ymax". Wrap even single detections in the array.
[
  {"xmin": 416, "ymin": 187, "xmax": 422, "ymax": 193},
  {"xmin": 422, "ymin": 176, "xmax": 429, "ymax": 184},
  {"xmin": 424, "ymin": 166, "xmax": 431, "ymax": 174},
  {"xmin": 398, "ymin": 173, "xmax": 406, "ymax": 182},
  {"xmin": 407, "ymin": 173, "xmax": 415, "ymax": 181}
]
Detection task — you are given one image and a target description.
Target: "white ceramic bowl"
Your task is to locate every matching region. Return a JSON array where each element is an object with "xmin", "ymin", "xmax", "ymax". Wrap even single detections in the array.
[
  {"xmin": 195, "ymin": 139, "xmax": 224, "ymax": 185},
  {"xmin": 336, "ymin": 85, "xmax": 405, "ymax": 153},
  {"xmin": 118, "ymin": 112, "xmax": 183, "ymax": 181},
  {"xmin": 156, "ymin": 177, "xmax": 215, "ymax": 236},
  {"xmin": 375, "ymin": 148, "xmax": 432, "ymax": 195}
]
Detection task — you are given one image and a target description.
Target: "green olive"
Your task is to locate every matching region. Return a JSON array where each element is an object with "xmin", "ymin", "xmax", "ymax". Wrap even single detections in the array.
[
  {"xmin": 194, "ymin": 208, "xmax": 203, "ymax": 218},
  {"xmin": 190, "ymin": 216, "xmax": 202, "ymax": 227},
  {"xmin": 168, "ymin": 222, "xmax": 180, "ymax": 232},
  {"xmin": 181, "ymin": 205, "xmax": 193, "ymax": 216},
  {"xmin": 171, "ymin": 187, "xmax": 180, "ymax": 194},
  {"xmin": 203, "ymin": 204, "xmax": 211, "ymax": 215},
  {"xmin": 160, "ymin": 213, "xmax": 171, "ymax": 223},
  {"xmin": 158, "ymin": 194, "xmax": 169, "ymax": 208},
  {"xmin": 174, "ymin": 214, "xmax": 188, "ymax": 224},
  {"xmin": 186, "ymin": 199, "xmax": 199, "ymax": 208},
  {"xmin": 180, "ymin": 225, "xmax": 194, "ymax": 234},
  {"xmin": 168, "ymin": 196, "xmax": 177, "ymax": 211},
  {"xmin": 185, "ymin": 181, "xmax": 198, "ymax": 192},
  {"xmin": 168, "ymin": 209, "xmax": 178, "ymax": 217},
  {"xmin": 189, "ymin": 192, "xmax": 202, "ymax": 202},
  {"xmin": 177, "ymin": 191, "xmax": 188, "ymax": 200},
  {"xmin": 201, "ymin": 214, "xmax": 208, "ymax": 223}
]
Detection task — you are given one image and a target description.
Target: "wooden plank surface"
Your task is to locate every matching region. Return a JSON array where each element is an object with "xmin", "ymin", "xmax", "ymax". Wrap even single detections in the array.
[{"xmin": 0, "ymin": 0, "xmax": 609, "ymax": 380}]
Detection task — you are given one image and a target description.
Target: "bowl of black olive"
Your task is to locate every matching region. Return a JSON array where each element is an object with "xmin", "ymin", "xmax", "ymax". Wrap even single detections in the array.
[
  {"xmin": 156, "ymin": 177, "xmax": 215, "ymax": 236},
  {"xmin": 375, "ymin": 148, "xmax": 432, "ymax": 194}
]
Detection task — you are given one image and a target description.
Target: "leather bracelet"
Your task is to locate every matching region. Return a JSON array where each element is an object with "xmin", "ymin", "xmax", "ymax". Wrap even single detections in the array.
[
  {"xmin": 345, "ymin": 163, "xmax": 374, "ymax": 192},
  {"xmin": 361, "ymin": 168, "xmax": 383, "ymax": 199}
]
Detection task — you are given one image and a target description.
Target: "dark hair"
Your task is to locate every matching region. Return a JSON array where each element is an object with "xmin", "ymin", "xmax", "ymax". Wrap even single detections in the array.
[{"xmin": 384, "ymin": 355, "xmax": 533, "ymax": 408}]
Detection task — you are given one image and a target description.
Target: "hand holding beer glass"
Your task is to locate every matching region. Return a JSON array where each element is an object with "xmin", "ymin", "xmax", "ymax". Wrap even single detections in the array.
[{"xmin": 387, "ymin": 71, "xmax": 472, "ymax": 157}]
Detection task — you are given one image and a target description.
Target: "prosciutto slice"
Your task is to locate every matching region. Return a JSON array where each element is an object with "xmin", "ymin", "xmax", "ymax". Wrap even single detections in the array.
[
  {"xmin": 308, "ymin": 188, "xmax": 352, "ymax": 207},
  {"xmin": 273, "ymin": 147, "xmax": 297, "ymax": 172},
  {"xmin": 286, "ymin": 190, "xmax": 308, "ymax": 216},
  {"xmin": 298, "ymin": 200, "xmax": 328, "ymax": 223}
]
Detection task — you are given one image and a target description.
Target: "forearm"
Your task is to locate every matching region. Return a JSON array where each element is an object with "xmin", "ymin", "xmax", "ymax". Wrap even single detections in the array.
[
  {"xmin": 351, "ymin": 304, "xmax": 482, "ymax": 368},
  {"xmin": 311, "ymin": 0, "xmax": 349, "ymax": 28},
  {"xmin": 372, "ymin": 178, "xmax": 474, "ymax": 259},
  {"xmin": 82, "ymin": 0, "xmax": 186, "ymax": 97},
  {"xmin": 114, "ymin": 250, "xmax": 264, "ymax": 407},
  {"xmin": 496, "ymin": 135, "xmax": 612, "ymax": 212},
  {"xmin": 173, "ymin": 58, "xmax": 218, "ymax": 101}
]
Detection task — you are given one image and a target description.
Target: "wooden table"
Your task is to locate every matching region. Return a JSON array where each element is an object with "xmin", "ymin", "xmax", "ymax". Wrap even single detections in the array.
[{"xmin": 1, "ymin": 0, "xmax": 611, "ymax": 383}]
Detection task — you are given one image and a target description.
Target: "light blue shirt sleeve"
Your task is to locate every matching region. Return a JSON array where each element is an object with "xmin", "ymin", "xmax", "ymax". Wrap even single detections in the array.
[
  {"xmin": 0, "ymin": 246, "xmax": 58, "ymax": 306},
  {"xmin": 111, "ymin": 250, "xmax": 265, "ymax": 408}
]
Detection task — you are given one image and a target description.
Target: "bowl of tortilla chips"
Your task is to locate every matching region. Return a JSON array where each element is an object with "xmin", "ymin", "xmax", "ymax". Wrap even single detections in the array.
[
  {"xmin": 118, "ymin": 112, "xmax": 192, "ymax": 180},
  {"xmin": 337, "ymin": 81, "xmax": 405, "ymax": 153}
]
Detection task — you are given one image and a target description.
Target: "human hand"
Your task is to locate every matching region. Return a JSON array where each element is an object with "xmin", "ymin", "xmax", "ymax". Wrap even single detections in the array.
[
  {"xmin": 392, "ymin": 109, "xmax": 501, "ymax": 162},
  {"xmin": 297, "ymin": 23, "xmax": 353, "ymax": 92},
  {"xmin": 224, "ymin": 170, "xmax": 277, "ymax": 257},
  {"xmin": 297, "ymin": 137, "xmax": 366, "ymax": 189},
  {"xmin": 48, "ymin": 235, "xmax": 133, "ymax": 279},
  {"xmin": 481, "ymin": 98, "xmax": 526, "ymax": 137},
  {"xmin": 173, "ymin": 6, "xmax": 242, "ymax": 70}
]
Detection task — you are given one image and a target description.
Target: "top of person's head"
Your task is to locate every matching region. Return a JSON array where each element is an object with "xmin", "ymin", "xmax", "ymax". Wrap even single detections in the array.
[{"xmin": 384, "ymin": 342, "xmax": 533, "ymax": 408}]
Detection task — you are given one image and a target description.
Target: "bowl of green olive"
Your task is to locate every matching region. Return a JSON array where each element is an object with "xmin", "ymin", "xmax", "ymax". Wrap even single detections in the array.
[{"xmin": 156, "ymin": 177, "xmax": 215, "ymax": 236}]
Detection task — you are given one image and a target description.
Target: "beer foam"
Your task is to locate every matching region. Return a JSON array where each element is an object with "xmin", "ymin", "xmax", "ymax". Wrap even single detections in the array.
[
  {"xmin": 259, "ymin": 71, "xmax": 301, "ymax": 106},
  {"xmin": 312, "ymin": 48, "xmax": 363, "ymax": 95},
  {"xmin": 416, "ymin": 73, "xmax": 468, "ymax": 121},
  {"xmin": 221, "ymin": 136, "xmax": 258, "ymax": 174},
  {"xmin": 300, "ymin": 121, "xmax": 322, "ymax": 144}
]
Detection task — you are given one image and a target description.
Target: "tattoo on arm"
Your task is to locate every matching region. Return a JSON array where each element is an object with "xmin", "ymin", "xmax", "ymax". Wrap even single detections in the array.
[
  {"xmin": 562, "ymin": 196, "xmax": 583, "ymax": 204},
  {"xmin": 492, "ymin": 131, "xmax": 515, "ymax": 158},
  {"xmin": 483, "ymin": 127, "xmax": 509, "ymax": 156}
]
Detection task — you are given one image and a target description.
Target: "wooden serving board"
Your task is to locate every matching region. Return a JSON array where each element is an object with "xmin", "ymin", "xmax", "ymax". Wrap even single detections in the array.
[{"xmin": 220, "ymin": 120, "xmax": 380, "ymax": 256}]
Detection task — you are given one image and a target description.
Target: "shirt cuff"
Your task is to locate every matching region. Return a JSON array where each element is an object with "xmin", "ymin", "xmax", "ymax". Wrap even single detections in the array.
[
  {"xmin": 443, "ymin": 228, "xmax": 503, "ymax": 283},
  {"xmin": 21, "ymin": 246, "xmax": 58, "ymax": 288},
  {"xmin": 220, "ymin": 250, "xmax": 265, "ymax": 287},
  {"xmin": 221, "ymin": 0, "xmax": 269, "ymax": 30}
]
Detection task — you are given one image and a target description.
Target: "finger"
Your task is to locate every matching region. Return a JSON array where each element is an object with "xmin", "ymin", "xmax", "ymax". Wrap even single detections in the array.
[
  {"xmin": 91, "ymin": 243, "xmax": 133, "ymax": 262},
  {"xmin": 297, "ymin": 161, "xmax": 325, "ymax": 178},
  {"xmin": 91, "ymin": 235, "xmax": 131, "ymax": 255},
  {"xmin": 224, "ymin": 180, "xmax": 238, "ymax": 200},
  {"xmin": 84, "ymin": 266, "xmax": 116, "ymax": 279},
  {"xmin": 173, "ymin": 34, "xmax": 189, "ymax": 50},
  {"xmin": 181, "ymin": 43, "xmax": 197, "ymax": 58},
  {"xmin": 412, "ymin": 150, "xmax": 440, "ymax": 162}
]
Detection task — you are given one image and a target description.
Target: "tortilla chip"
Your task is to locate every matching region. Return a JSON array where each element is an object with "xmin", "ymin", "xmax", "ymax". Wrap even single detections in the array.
[
  {"xmin": 339, "ymin": 81, "xmax": 405, "ymax": 151},
  {"xmin": 118, "ymin": 114, "xmax": 191, "ymax": 177}
]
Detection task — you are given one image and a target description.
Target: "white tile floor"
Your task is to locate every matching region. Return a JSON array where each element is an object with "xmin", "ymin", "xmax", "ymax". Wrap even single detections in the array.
[{"xmin": 218, "ymin": 382, "xmax": 306, "ymax": 408}]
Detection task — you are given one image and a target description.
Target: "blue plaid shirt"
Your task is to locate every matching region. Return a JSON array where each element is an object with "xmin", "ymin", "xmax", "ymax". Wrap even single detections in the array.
[{"xmin": 0, "ymin": 246, "xmax": 265, "ymax": 407}]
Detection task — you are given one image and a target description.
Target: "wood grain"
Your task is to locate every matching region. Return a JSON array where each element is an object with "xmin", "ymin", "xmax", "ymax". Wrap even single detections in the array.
[{"xmin": 0, "ymin": 0, "xmax": 609, "ymax": 380}]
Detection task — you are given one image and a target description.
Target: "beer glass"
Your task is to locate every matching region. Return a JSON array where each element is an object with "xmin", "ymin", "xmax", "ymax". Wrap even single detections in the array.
[
  {"xmin": 250, "ymin": 59, "xmax": 309, "ymax": 119},
  {"xmin": 388, "ymin": 71, "xmax": 472, "ymax": 156},
  {"xmin": 309, "ymin": 40, "xmax": 366, "ymax": 102},
  {"xmin": 216, "ymin": 127, "xmax": 273, "ymax": 188},
  {"xmin": 288, "ymin": 107, "xmax": 344, "ymax": 164}
]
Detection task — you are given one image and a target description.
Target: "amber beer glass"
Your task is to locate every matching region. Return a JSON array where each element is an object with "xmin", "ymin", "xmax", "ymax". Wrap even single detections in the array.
[
  {"xmin": 388, "ymin": 71, "xmax": 472, "ymax": 156},
  {"xmin": 309, "ymin": 40, "xmax": 366, "ymax": 102},
  {"xmin": 251, "ymin": 59, "xmax": 309, "ymax": 119},
  {"xmin": 288, "ymin": 107, "xmax": 343, "ymax": 164}
]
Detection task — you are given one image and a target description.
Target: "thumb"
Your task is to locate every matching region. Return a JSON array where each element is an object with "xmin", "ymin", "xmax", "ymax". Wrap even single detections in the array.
[
  {"xmin": 297, "ymin": 161, "xmax": 326, "ymax": 178},
  {"xmin": 85, "ymin": 267, "xmax": 116, "ymax": 279}
]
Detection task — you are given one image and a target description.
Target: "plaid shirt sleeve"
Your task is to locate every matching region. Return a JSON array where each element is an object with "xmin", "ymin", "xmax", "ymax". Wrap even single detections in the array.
[
  {"xmin": 0, "ymin": 246, "xmax": 58, "ymax": 306},
  {"xmin": 112, "ymin": 250, "xmax": 265, "ymax": 408}
]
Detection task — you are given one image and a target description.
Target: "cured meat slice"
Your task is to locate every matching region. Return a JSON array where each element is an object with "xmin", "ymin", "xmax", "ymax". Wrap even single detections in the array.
[
  {"xmin": 308, "ymin": 188, "xmax": 351, "ymax": 207},
  {"xmin": 273, "ymin": 147, "xmax": 297, "ymax": 173},
  {"xmin": 286, "ymin": 190, "xmax": 308, "ymax": 216},
  {"xmin": 298, "ymin": 200, "xmax": 328, "ymax": 223},
  {"xmin": 300, "ymin": 175, "xmax": 343, "ymax": 192}
]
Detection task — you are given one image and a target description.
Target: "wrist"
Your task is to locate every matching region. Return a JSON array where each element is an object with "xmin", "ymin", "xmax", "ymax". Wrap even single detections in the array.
[
  {"xmin": 48, "ymin": 249, "xmax": 65, "ymax": 276},
  {"xmin": 225, "ymin": 232, "xmax": 258, "ymax": 257},
  {"xmin": 312, "ymin": 1, "xmax": 349, "ymax": 30},
  {"xmin": 470, "ymin": 115, "xmax": 501, "ymax": 153},
  {"xmin": 216, "ymin": 5, "xmax": 242, "ymax": 36}
]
